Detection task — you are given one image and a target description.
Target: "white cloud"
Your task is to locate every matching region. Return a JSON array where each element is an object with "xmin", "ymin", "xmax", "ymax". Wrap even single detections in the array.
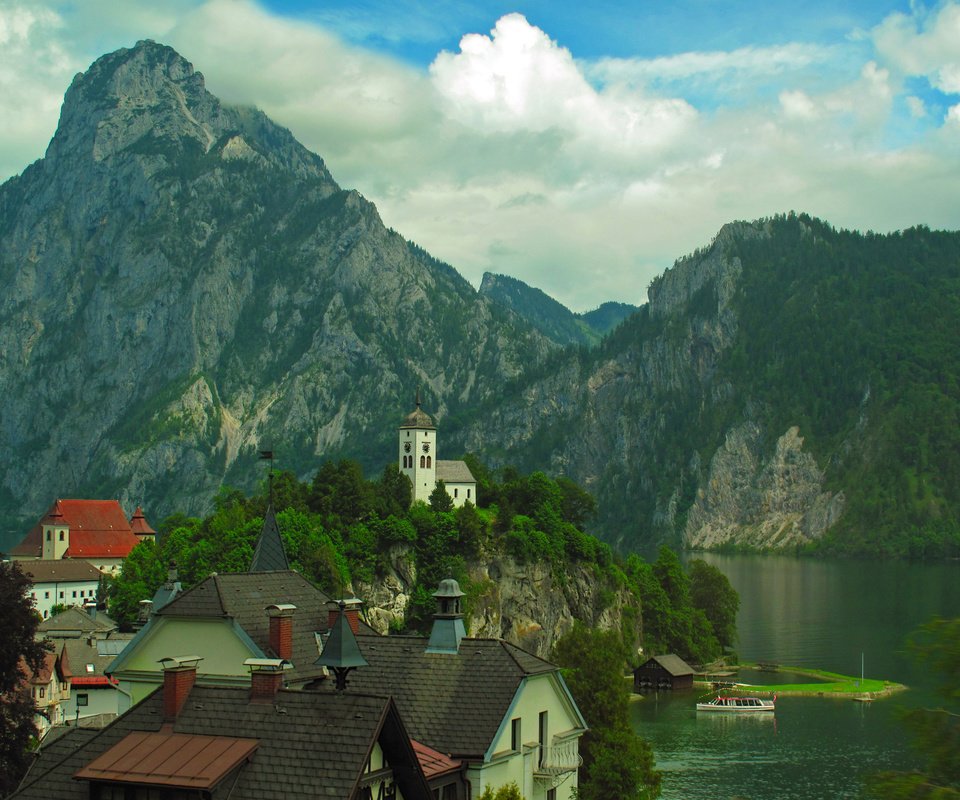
[
  {"xmin": 871, "ymin": 2, "xmax": 960, "ymax": 93},
  {"xmin": 1, "ymin": 2, "xmax": 960, "ymax": 311},
  {"xmin": 0, "ymin": 4, "xmax": 77, "ymax": 178}
]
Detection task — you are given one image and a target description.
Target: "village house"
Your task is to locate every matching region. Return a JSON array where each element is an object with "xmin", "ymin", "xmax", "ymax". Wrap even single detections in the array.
[
  {"xmin": 23, "ymin": 560, "xmax": 103, "ymax": 619},
  {"xmin": 22, "ymin": 647, "xmax": 72, "ymax": 739},
  {"xmin": 11, "ymin": 499, "xmax": 154, "ymax": 575},
  {"xmin": 317, "ymin": 580, "xmax": 587, "ymax": 800},
  {"xmin": 12, "ymin": 656, "xmax": 434, "ymax": 800},
  {"xmin": 37, "ymin": 606, "xmax": 133, "ymax": 725},
  {"xmin": 105, "ymin": 506, "xmax": 366, "ymax": 709}
]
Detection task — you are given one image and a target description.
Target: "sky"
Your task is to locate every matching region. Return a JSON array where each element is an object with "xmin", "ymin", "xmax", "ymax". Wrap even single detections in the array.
[{"xmin": 1, "ymin": 1, "xmax": 959, "ymax": 310}]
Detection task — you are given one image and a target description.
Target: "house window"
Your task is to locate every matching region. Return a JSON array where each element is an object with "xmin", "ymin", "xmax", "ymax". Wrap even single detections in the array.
[
  {"xmin": 426, "ymin": 456, "xmax": 431, "ymax": 468},
  {"xmin": 59, "ymin": 591, "xmax": 64, "ymax": 599},
  {"xmin": 467, "ymin": 489, "xmax": 471, "ymax": 499},
  {"xmin": 43, "ymin": 610, "xmax": 48, "ymax": 618},
  {"xmin": 80, "ymin": 590, "xmax": 85, "ymax": 598},
  {"xmin": 46, "ymin": 531, "xmax": 51, "ymax": 541},
  {"xmin": 511, "ymin": 717, "xmax": 521, "ymax": 751},
  {"xmin": 420, "ymin": 456, "xmax": 425, "ymax": 468},
  {"xmin": 539, "ymin": 711, "xmax": 549, "ymax": 766},
  {"xmin": 454, "ymin": 488, "xmax": 458, "ymax": 498},
  {"xmin": 59, "ymin": 531, "xmax": 65, "ymax": 541},
  {"xmin": 72, "ymin": 591, "xmax": 77, "ymax": 598},
  {"xmin": 44, "ymin": 591, "xmax": 50, "ymax": 599},
  {"xmin": 547, "ymin": 790, "xmax": 557, "ymax": 800},
  {"xmin": 39, "ymin": 687, "xmax": 45, "ymax": 699}
]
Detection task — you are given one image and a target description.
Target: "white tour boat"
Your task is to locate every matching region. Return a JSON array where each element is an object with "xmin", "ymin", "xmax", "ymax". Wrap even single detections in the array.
[{"xmin": 696, "ymin": 694, "xmax": 776, "ymax": 713}]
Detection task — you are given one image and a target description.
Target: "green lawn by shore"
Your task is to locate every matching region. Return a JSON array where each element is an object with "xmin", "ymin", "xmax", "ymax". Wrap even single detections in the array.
[{"xmin": 697, "ymin": 663, "xmax": 906, "ymax": 698}]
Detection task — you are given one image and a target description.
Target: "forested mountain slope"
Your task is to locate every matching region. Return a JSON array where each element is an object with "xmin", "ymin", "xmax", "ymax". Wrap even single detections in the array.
[{"xmin": 455, "ymin": 216, "xmax": 960, "ymax": 557}]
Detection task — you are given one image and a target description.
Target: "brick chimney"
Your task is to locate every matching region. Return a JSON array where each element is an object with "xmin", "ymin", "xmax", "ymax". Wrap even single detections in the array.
[
  {"xmin": 327, "ymin": 598, "xmax": 361, "ymax": 634},
  {"xmin": 266, "ymin": 604, "xmax": 296, "ymax": 660},
  {"xmin": 245, "ymin": 658, "xmax": 288, "ymax": 702},
  {"xmin": 158, "ymin": 656, "xmax": 202, "ymax": 721}
]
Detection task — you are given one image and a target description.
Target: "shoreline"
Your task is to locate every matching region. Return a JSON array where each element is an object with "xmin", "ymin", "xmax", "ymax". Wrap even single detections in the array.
[{"xmin": 694, "ymin": 662, "xmax": 908, "ymax": 700}]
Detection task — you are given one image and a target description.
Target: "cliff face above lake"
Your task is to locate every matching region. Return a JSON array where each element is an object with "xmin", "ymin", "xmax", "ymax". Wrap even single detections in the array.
[{"xmin": 455, "ymin": 218, "xmax": 960, "ymax": 556}]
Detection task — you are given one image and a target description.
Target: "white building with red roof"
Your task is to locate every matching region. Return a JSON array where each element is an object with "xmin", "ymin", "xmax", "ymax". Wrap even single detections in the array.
[{"xmin": 10, "ymin": 499, "xmax": 154, "ymax": 574}]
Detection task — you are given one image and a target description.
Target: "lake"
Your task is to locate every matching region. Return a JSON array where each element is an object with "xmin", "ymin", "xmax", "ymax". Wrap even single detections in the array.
[{"xmin": 631, "ymin": 554, "xmax": 960, "ymax": 800}]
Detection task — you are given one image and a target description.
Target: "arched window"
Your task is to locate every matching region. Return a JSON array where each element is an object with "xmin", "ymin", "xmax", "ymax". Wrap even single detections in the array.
[
  {"xmin": 420, "ymin": 455, "xmax": 426, "ymax": 468},
  {"xmin": 426, "ymin": 456, "xmax": 431, "ymax": 468}
]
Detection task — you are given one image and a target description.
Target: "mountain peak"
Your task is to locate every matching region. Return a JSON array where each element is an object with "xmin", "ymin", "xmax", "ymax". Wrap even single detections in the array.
[{"xmin": 47, "ymin": 40, "xmax": 217, "ymax": 166}]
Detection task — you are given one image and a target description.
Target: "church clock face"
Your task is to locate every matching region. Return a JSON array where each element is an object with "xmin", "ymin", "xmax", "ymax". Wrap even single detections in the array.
[
  {"xmin": 422, "ymin": 442, "xmax": 430, "ymax": 453},
  {"xmin": 403, "ymin": 442, "xmax": 411, "ymax": 453}
]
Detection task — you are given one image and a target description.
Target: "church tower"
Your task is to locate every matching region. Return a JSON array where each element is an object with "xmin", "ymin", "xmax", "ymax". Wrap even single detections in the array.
[{"xmin": 399, "ymin": 390, "xmax": 437, "ymax": 504}]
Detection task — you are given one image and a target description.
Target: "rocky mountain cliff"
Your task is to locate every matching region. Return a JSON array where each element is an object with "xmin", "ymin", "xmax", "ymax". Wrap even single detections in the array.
[
  {"xmin": 0, "ymin": 41, "xmax": 554, "ymax": 550},
  {"xmin": 456, "ymin": 217, "xmax": 960, "ymax": 556}
]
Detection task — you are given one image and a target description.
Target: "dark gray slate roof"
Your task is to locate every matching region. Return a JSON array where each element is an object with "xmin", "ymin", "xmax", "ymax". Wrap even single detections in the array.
[
  {"xmin": 642, "ymin": 654, "xmax": 695, "ymax": 676},
  {"xmin": 153, "ymin": 571, "xmax": 374, "ymax": 684},
  {"xmin": 436, "ymin": 460, "xmax": 476, "ymax": 484},
  {"xmin": 12, "ymin": 686, "xmax": 431, "ymax": 800},
  {"xmin": 23, "ymin": 560, "xmax": 103, "ymax": 583},
  {"xmin": 316, "ymin": 634, "xmax": 558, "ymax": 759},
  {"xmin": 249, "ymin": 505, "xmax": 289, "ymax": 572},
  {"xmin": 38, "ymin": 607, "xmax": 116, "ymax": 635}
]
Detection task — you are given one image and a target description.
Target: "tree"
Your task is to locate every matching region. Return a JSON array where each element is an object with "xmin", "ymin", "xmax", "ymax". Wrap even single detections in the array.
[
  {"xmin": 107, "ymin": 540, "xmax": 167, "ymax": 629},
  {"xmin": 477, "ymin": 783, "xmax": 522, "ymax": 800},
  {"xmin": 864, "ymin": 617, "xmax": 960, "ymax": 798},
  {"xmin": 689, "ymin": 559, "xmax": 740, "ymax": 652},
  {"xmin": 0, "ymin": 561, "xmax": 53, "ymax": 794},
  {"xmin": 551, "ymin": 624, "xmax": 661, "ymax": 800},
  {"xmin": 429, "ymin": 479, "xmax": 454, "ymax": 513}
]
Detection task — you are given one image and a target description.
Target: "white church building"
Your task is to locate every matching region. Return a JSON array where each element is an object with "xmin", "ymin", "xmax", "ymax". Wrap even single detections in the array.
[{"xmin": 399, "ymin": 394, "xmax": 477, "ymax": 507}]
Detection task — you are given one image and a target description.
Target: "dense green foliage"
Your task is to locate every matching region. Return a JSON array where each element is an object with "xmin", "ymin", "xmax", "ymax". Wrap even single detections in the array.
[
  {"xmin": 864, "ymin": 617, "xmax": 960, "ymax": 798},
  {"xmin": 552, "ymin": 624, "xmax": 661, "ymax": 799},
  {"xmin": 721, "ymin": 217, "xmax": 960, "ymax": 557},
  {"xmin": 106, "ymin": 460, "xmax": 735, "ymax": 671},
  {"xmin": 470, "ymin": 216, "xmax": 960, "ymax": 558},
  {"xmin": 0, "ymin": 561, "xmax": 53, "ymax": 795}
]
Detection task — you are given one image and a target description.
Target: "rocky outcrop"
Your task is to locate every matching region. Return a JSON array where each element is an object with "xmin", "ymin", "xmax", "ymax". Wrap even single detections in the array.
[
  {"xmin": 683, "ymin": 423, "xmax": 845, "ymax": 549},
  {"xmin": 356, "ymin": 549, "xmax": 641, "ymax": 659}
]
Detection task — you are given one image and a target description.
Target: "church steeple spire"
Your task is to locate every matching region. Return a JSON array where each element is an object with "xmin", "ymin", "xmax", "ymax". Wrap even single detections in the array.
[{"xmin": 250, "ymin": 504, "xmax": 289, "ymax": 572}]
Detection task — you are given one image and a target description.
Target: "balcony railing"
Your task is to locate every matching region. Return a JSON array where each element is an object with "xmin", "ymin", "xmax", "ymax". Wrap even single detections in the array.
[{"xmin": 533, "ymin": 739, "xmax": 582, "ymax": 777}]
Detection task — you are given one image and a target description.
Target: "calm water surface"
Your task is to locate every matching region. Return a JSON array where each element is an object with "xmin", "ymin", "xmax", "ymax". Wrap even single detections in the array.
[{"xmin": 631, "ymin": 555, "xmax": 960, "ymax": 800}]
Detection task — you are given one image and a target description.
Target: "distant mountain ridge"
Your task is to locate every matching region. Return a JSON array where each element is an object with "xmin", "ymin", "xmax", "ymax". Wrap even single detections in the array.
[{"xmin": 479, "ymin": 272, "xmax": 638, "ymax": 346}]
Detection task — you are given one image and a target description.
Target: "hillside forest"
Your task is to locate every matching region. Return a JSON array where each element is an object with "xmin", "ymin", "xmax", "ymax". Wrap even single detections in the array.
[{"xmin": 108, "ymin": 458, "xmax": 738, "ymax": 668}]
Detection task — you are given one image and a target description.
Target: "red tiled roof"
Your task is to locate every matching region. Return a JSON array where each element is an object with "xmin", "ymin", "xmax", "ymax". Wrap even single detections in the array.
[
  {"xmin": 411, "ymin": 739, "xmax": 462, "ymax": 780},
  {"xmin": 64, "ymin": 530, "xmax": 139, "ymax": 559},
  {"xmin": 74, "ymin": 729, "xmax": 259, "ymax": 790},
  {"xmin": 70, "ymin": 676, "xmax": 118, "ymax": 687},
  {"xmin": 13, "ymin": 499, "xmax": 138, "ymax": 559}
]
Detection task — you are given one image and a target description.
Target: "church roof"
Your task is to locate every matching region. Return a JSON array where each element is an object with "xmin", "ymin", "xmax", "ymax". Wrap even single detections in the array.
[
  {"xmin": 128, "ymin": 507, "xmax": 156, "ymax": 537},
  {"xmin": 436, "ymin": 460, "xmax": 475, "ymax": 484},
  {"xmin": 249, "ymin": 505, "xmax": 289, "ymax": 572},
  {"xmin": 400, "ymin": 391, "xmax": 435, "ymax": 429},
  {"xmin": 12, "ymin": 500, "xmax": 140, "ymax": 559}
]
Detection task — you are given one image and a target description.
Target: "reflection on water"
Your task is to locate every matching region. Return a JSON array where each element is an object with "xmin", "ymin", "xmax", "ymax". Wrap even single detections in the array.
[{"xmin": 631, "ymin": 555, "xmax": 960, "ymax": 800}]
